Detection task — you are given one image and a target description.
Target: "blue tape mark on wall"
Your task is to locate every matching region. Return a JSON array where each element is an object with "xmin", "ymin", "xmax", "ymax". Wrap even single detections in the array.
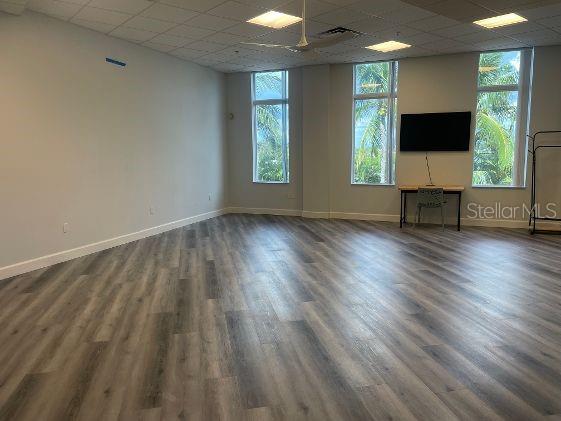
[{"xmin": 106, "ymin": 58, "xmax": 127, "ymax": 67}]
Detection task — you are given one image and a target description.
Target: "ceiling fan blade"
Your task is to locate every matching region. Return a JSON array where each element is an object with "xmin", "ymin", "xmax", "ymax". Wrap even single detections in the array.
[{"xmin": 305, "ymin": 31, "xmax": 358, "ymax": 50}]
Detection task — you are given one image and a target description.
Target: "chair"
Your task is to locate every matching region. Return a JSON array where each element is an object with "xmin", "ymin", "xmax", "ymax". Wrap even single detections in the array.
[{"xmin": 415, "ymin": 188, "xmax": 446, "ymax": 230}]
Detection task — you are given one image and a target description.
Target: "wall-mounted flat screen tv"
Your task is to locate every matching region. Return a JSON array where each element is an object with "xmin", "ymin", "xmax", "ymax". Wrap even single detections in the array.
[{"xmin": 400, "ymin": 112, "xmax": 472, "ymax": 151}]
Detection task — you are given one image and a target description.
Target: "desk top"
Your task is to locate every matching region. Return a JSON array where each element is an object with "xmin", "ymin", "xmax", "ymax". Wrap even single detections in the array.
[{"xmin": 398, "ymin": 184, "xmax": 464, "ymax": 192}]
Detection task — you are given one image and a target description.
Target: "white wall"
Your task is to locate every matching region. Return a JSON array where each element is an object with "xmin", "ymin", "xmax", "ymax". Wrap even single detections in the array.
[
  {"xmin": 529, "ymin": 46, "xmax": 561, "ymax": 212},
  {"xmin": 227, "ymin": 46, "xmax": 561, "ymax": 226},
  {"xmin": 0, "ymin": 11, "xmax": 227, "ymax": 273}
]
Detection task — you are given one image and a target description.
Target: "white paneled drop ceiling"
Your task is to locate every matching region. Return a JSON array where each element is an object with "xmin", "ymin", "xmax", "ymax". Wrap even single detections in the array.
[{"xmin": 11, "ymin": 0, "xmax": 561, "ymax": 72}]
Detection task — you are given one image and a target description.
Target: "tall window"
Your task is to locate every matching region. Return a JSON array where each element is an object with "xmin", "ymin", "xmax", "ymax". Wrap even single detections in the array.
[
  {"xmin": 352, "ymin": 61, "xmax": 398, "ymax": 185},
  {"xmin": 252, "ymin": 70, "xmax": 289, "ymax": 183},
  {"xmin": 473, "ymin": 50, "xmax": 531, "ymax": 187}
]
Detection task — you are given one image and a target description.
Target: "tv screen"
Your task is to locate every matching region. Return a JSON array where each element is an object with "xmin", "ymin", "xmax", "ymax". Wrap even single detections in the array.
[{"xmin": 400, "ymin": 112, "xmax": 471, "ymax": 152}]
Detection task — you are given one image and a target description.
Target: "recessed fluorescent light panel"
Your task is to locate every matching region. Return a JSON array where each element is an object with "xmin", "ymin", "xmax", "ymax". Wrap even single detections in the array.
[
  {"xmin": 247, "ymin": 11, "xmax": 302, "ymax": 29},
  {"xmin": 366, "ymin": 41, "xmax": 411, "ymax": 52},
  {"xmin": 474, "ymin": 13, "xmax": 527, "ymax": 29}
]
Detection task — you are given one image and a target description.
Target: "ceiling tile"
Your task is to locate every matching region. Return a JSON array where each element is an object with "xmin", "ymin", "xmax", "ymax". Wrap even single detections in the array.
[
  {"xmin": 322, "ymin": 0, "xmax": 363, "ymax": 6},
  {"xmin": 282, "ymin": 19, "xmax": 331, "ymax": 36},
  {"xmin": 27, "ymin": 0, "xmax": 81, "ymax": 19},
  {"xmin": 149, "ymin": 33, "xmax": 193, "ymax": 46},
  {"xmin": 512, "ymin": 27, "xmax": 560, "ymax": 42},
  {"xmin": 409, "ymin": 14, "xmax": 460, "ymax": 31},
  {"xmin": 378, "ymin": 4, "xmax": 435, "ymax": 24},
  {"xmin": 346, "ymin": 17, "xmax": 396, "ymax": 34},
  {"xmin": 254, "ymin": 29, "xmax": 302, "ymax": 44},
  {"xmin": 170, "ymin": 46, "xmax": 208, "ymax": 58},
  {"xmin": 87, "ymin": 0, "xmax": 153, "ymax": 14},
  {"xmin": 422, "ymin": 0, "xmax": 490, "ymax": 22},
  {"xmin": 537, "ymin": 14, "xmax": 561, "ymax": 28},
  {"xmin": 59, "ymin": 0, "xmax": 88, "ymax": 5},
  {"xmin": 474, "ymin": 38, "xmax": 527, "ymax": 50},
  {"xmin": 348, "ymin": 0, "xmax": 410, "ymax": 15},
  {"xmin": 314, "ymin": 7, "xmax": 365, "ymax": 25},
  {"xmin": 123, "ymin": 16, "xmax": 176, "ymax": 32},
  {"xmin": 207, "ymin": 1, "xmax": 267, "ymax": 22},
  {"xmin": 143, "ymin": 41, "xmax": 177, "ymax": 52},
  {"xmin": 521, "ymin": 2, "xmax": 561, "ymax": 20},
  {"xmin": 0, "ymin": 1, "xmax": 26, "ymax": 14},
  {"xmin": 110, "ymin": 26, "xmax": 158, "ymax": 42},
  {"xmin": 419, "ymin": 37, "xmax": 467, "ymax": 51},
  {"xmin": 73, "ymin": 7, "xmax": 132, "ymax": 25},
  {"xmin": 532, "ymin": 33, "xmax": 561, "ymax": 46},
  {"xmin": 372, "ymin": 25, "xmax": 422, "ymax": 39},
  {"xmin": 203, "ymin": 31, "xmax": 251, "ymax": 45},
  {"xmin": 429, "ymin": 22, "xmax": 479, "ymax": 37},
  {"xmin": 186, "ymin": 13, "xmax": 239, "ymax": 30},
  {"xmin": 223, "ymin": 22, "xmax": 274, "ymax": 37},
  {"xmin": 454, "ymin": 29, "xmax": 499, "ymax": 43},
  {"xmin": 183, "ymin": 40, "xmax": 228, "ymax": 52},
  {"xmin": 398, "ymin": 31, "xmax": 442, "ymax": 44},
  {"xmin": 140, "ymin": 3, "xmax": 199, "ymax": 23},
  {"xmin": 9, "ymin": 0, "xmax": 33, "ymax": 5},
  {"xmin": 166, "ymin": 24, "xmax": 216, "ymax": 39},
  {"xmin": 159, "ymin": 0, "xmax": 225, "ymax": 12},
  {"xmin": 277, "ymin": 0, "xmax": 338, "ymax": 18},
  {"xmin": 236, "ymin": 0, "xmax": 289, "ymax": 8},
  {"xmin": 490, "ymin": 21, "xmax": 544, "ymax": 36},
  {"xmin": 70, "ymin": 18, "xmax": 118, "ymax": 33}
]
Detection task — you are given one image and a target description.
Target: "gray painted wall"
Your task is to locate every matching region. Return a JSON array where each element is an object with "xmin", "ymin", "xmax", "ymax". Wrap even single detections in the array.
[{"xmin": 0, "ymin": 12, "xmax": 227, "ymax": 269}]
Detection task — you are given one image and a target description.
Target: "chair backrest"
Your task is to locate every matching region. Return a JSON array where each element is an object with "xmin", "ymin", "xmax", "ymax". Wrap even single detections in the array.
[{"xmin": 417, "ymin": 188, "xmax": 444, "ymax": 207}]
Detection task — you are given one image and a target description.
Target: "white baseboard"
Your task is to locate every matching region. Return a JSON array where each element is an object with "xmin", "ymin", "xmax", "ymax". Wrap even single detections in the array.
[
  {"xmin": 226, "ymin": 207, "xmax": 303, "ymax": 217},
  {"xmin": 329, "ymin": 211, "xmax": 400, "ymax": 222},
  {"xmin": 0, "ymin": 209, "xmax": 226, "ymax": 281},
  {"xmin": 4, "ymin": 207, "xmax": 557, "ymax": 281},
  {"xmin": 301, "ymin": 211, "xmax": 330, "ymax": 219},
  {"xmin": 461, "ymin": 217, "xmax": 528, "ymax": 228}
]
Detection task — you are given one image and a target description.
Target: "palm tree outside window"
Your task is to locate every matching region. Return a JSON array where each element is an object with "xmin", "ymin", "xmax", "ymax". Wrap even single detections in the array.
[
  {"xmin": 252, "ymin": 70, "xmax": 289, "ymax": 183},
  {"xmin": 352, "ymin": 61, "xmax": 398, "ymax": 185},
  {"xmin": 473, "ymin": 50, "xmax": 532, "ymax": 187}
]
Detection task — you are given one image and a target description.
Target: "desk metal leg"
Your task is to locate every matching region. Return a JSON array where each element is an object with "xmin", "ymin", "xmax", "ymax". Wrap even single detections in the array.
[
  {"xmin": 404, "ymin": 193, "xmax": 408, "ymax": 225},
  {"xmin": 400, "ymin": 192, "xmax": 403, "ymax": 228},
  {"xmin": 457, "ymin": 192, "xmax": 462, "ymax": 231}
]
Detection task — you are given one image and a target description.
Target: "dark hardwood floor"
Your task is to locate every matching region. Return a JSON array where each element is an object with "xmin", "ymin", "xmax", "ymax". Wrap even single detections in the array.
[{"xmin": 1, "ymin": 214, "xmax": 561, "ymax": 420}]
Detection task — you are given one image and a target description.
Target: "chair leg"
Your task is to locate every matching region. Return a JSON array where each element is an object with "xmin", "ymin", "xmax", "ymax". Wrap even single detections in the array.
[
  {"xmin": 441, "ymin": 206, "xmax": 445, "ymax": 230},
  {"xmin": 417, "ymin": 207, "xmax": 422, "ymax": 225}
]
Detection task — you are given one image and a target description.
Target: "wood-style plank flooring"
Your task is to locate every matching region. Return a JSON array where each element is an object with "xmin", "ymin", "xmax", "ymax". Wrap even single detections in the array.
[{"xmin": 1, "ymin": 214, "xmax": 561, "ymax": 420}]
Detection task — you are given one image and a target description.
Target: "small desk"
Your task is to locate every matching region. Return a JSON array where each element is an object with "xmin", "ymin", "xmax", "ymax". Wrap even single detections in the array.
[{"xmin": 398, "ymin": 185, "xmax": 464, "ymax": 231}]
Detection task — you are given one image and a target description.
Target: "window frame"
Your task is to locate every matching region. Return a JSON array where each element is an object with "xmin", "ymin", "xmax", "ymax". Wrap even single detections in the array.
[
  {"xmin": 251, "ymin": 70, "xmax": 290, "ymax": 184},
  {"xmin": 472, "ymin": 48, "xmax": 532, "ymax": 188},
  {"xmin": 351, "ymin": 60, "xmax": 398, "ymax": 186}
]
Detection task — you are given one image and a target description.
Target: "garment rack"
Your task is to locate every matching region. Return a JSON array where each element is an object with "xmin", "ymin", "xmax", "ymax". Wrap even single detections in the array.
[{"xmin": 528, "ymin": 130, "xmax": 561, "ymax": 234}]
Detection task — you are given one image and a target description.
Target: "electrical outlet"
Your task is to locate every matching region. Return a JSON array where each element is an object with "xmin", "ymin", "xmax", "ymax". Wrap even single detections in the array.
[
  {"xmin": 208, "ymin": 194, "xmax": 212, "ymax": 201},
  {"xmin": 287, "ymin": 193, "xmax": 296, "ymax": 199},
  {"xmin": 149, "ymin": 206, "xmax": 155, "ymax": 215},
  {"xmin": 63, "ymin": 222, "xmax": 69, "ymax": 234}
]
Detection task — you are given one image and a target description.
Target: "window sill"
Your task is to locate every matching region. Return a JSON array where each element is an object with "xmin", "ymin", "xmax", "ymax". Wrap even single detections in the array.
[
  {"xmin": 351, "ymin": 182, "xmax": 396, "ymax": 187},
  {"xmin": 472, "ymin": 185, "xmax": 527, "ymax": 189},
  {"xmin": 252, "ymin": 181, "xmax": 290, "ymax": 185}
]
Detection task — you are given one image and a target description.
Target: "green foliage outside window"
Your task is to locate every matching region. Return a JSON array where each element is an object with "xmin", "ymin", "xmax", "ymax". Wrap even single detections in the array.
[
  {"xmin": 353, "ymin": 62, "xmax": 395, "ymax": 184},
  {"xmin": 253, "ymin": 72, "xmax": 288, "ymax": 183},
  {"xmin": 473, "ymin": 51, "xmax": 521, "ymax": 186}
]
